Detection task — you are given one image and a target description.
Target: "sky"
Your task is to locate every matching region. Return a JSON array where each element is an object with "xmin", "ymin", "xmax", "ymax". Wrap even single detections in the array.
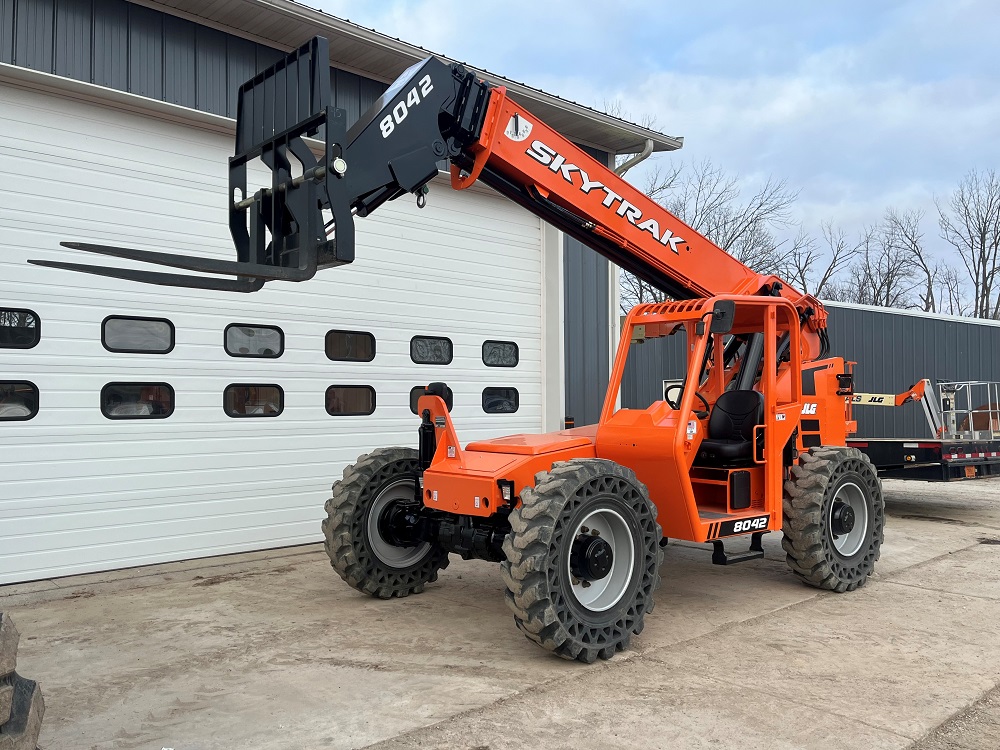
[{"xmin": 310, "ymin": 0, "xmax": 1000, "ymax": 250}]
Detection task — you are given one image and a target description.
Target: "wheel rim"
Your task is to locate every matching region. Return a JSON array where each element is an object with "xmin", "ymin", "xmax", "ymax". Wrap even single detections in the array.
[
  {"xmin": 566, "ymin": 508, "xmax": 635, "ymax": 612},
  {"xmin": 367, "ymin": 479, "xmax": 431, "ymax": 568},
  {"xmin": 829, "ymin": 481, "xmax": 869, "ymax": 557}
]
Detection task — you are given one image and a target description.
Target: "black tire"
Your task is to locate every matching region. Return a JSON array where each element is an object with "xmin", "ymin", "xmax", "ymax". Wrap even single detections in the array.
[
  {"xmin": 501, "ymin": 459, "xmax": 662, "ymax": 663},
  {"xmin": 782, "ymin": 446, "xmax": 884, "ymax": 592},
  {"xmin": 322, "ymin": 447, "xmax": 449, "ymax": 598}
]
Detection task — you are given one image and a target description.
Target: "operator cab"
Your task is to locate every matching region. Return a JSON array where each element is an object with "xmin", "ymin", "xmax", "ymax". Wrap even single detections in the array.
[{"xmin": 596, "ymin": 296, "xmax": 802, "ymax": 540}]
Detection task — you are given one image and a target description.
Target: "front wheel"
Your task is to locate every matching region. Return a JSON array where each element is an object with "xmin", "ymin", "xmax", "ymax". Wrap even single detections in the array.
[
  {"xmin": 501, "ymin": 459, "xmax": 662, "ymax": 663},
  {"xmin": 322, "ymin": 447, "xmax": 449, "ymax": 598},
  {"xmin": 782, "ymin": 446, "xmax": 884, "ymax": 592}
]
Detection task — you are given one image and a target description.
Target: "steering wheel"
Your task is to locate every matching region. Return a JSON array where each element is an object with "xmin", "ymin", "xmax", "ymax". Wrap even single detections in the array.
[{"xmin": 664, "ymin": 383, "xmax": 710, "ymax": 419}]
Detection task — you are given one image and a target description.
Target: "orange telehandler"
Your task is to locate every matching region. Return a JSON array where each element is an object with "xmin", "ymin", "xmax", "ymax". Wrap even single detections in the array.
[{"xmin": 36, "ymin": 38, "xmax": 885, "ymax": 662}]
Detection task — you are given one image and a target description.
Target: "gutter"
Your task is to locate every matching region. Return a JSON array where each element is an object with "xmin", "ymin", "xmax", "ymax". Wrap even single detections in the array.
[{"xmin": 614, "ymin": 139, "xmax": 654, "ymax": 175}]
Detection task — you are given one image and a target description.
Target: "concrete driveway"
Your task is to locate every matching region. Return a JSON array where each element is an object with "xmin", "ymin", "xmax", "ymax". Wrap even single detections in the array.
[{"xmin": 4, "ymin": 478, "xmax": 1000, "ymax": 750}]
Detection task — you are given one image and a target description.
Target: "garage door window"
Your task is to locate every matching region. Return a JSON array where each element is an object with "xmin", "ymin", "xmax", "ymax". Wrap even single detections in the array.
[
  {"xmin": 326, "ymin": 330, "xmax": 375, "ymax": 362},
  {"xmin": 410, "ymin": 336, "xmax": 453, "ymax": 365},
  {"xmin": 225, "ymin": 324, "xmax": 284, "ymax": 358},
  {"xmin": 102, "ymin": 383, "xmax": 174, "ymax": 419},
  {"xmin": 482, "ymin": 340, "xmax": 519, "ymax": 367},
  {"xmin": 482, "ymin": 387, "xmax": 519, "ymax": 414},
  {"xmin": 0, "ymin": 309, "xmax": 40, "ymax": 349},
  {"xmin": 326, "ymin": 386, "xmax": 376, "ymax": 416},
  {"xmin": 103, "ymin": 316, "xmax": 174, "ymax": 354},
  {"xmin": 224, "ymin": 385, "xmax": 283, "ymax": 417},
  {"xmin": 0, "ymin": 381, "xmax": 39, "ymax": 420}
]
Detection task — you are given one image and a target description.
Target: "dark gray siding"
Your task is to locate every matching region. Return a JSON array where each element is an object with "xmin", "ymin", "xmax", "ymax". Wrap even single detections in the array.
[
  {"xmin": 622, "ymin": 335, "xmax": 687, "ymax": 410},
  {"xmin": 826, "ymin": 304, "xmax": 1000, "ymax": 439},
  {"xmin": 55, "ymin": 0, "xmax": 92, "ymax": 81},
  {"xmin": 1, "ymin": 0, "xmax": 388, "ymax": 123},
  {"xmin": 0, "ymin": 0, "xmax": 14, "ymax": 64},
  {"xmin": 564, "ymin": 236, "xmax": 610, "ymax": 426},
  {"xmin": 14, "ymin": 0, "xmax": 52, "ymax": 71},
  {"xmin": 619, "ymin": 302, "xmax": 1000, "ymax": 440}
]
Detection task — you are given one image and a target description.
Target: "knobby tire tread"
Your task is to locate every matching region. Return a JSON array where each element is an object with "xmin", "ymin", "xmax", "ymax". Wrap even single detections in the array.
[
  {"xmin": 501, "ymin": 459, "xmax": 662, "ymax": 663},
  {"xmin": 322, "ymin": 447, "xmax": 449, "ymax": 599},
  {"xmin": 781, "ymin": 446, "xmax": 884, "ymax": 593}
]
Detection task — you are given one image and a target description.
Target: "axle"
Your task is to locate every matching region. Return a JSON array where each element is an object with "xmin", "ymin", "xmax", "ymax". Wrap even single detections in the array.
[{"xmin": 380, "ymin": 499, "xmax": 509, "ymax": 563}]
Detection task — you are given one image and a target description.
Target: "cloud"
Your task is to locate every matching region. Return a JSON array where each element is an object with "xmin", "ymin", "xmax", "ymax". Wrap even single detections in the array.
[{"xmin": 307, "ymin": 0, "xmax": 1000, "ymax": 248}]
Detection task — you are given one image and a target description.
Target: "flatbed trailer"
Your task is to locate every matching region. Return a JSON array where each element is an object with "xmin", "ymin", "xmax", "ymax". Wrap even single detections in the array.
[
  {"xmin": 848, "ymin": 438, "xmax": 1000, "ymax": 481},
  {"xmin": 849, "ymin": 379, "xmax": 1000, "ymax": 481}
]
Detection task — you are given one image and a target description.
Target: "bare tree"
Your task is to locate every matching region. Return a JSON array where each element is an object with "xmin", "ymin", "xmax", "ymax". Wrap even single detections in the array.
[
  {"xmin": 936, "ymin": 265, "xmax": 970, "ymax": 316},
  {"xmin": 619, "ymin": 271, "xmax": 668, "ymax": 311},
  {"xmin": 884, "ymin": 207, "xmax": 941, "ymax": 312},
  {"xmin": 661, "ymin": 160, "xmax": 797, "ymax": 270},
  {"xmin": 776, "ymin": 222, "xmax": 863, "ymax": 298},
  {"xmin": 824, "ymin": 215, "xmax": 919, "ymax": 308},
  {"xmin": 618, "ymin": 159, "xmax": 800, "ymax": 312},
  {"xmin": 937, "ymin": 169, "xmax": 1000, "ymax": 318}
]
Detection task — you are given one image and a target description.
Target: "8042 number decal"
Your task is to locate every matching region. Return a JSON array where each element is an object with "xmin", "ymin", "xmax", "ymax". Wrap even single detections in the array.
[
  {"xmin": 379, "ymin": 75, "xmax": 434, "ymax": 138},
  {"xmin": 717, "ymin": 516, "xmax": 769, "ymax": 537}
]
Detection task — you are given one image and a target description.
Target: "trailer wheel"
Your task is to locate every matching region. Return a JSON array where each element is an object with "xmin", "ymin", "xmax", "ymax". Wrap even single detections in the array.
[
  {"xmin": 323, "ymin": 447, "xmax": 449, "ymax": 598},
  {"xmin": 782, "ymin": 446, "xmax": 884, "ymax": 592},
  {"xmin": 501, "ymin": 459, "xmax": 662, "ymax": 663}
]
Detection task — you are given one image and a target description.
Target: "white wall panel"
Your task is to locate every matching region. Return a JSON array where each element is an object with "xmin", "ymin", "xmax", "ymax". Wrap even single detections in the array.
[{"xmin": 0, "ymin": 80, "xmax": 544, "ymax": 583}]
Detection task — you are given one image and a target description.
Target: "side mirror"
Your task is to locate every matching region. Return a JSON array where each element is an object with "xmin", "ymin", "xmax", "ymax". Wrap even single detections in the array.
[
  {"xmin": 696, "ymin": 300, "xmax": 736, "ymax": 336},
  {"xmin": 709, "ymin": 300, "xmax": 736, "ymax": 334}
]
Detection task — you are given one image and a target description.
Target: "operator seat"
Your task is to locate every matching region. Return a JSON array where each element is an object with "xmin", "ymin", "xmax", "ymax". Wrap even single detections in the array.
[{"xmin": 696, "ymin": 390, "xmax": 764, "ymax": 466}]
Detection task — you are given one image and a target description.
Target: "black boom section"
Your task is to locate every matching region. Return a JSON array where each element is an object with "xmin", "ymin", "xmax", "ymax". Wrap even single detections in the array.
[{"xmin": 32, "ymin": 37, "xmax": 492, "ymax": 292}]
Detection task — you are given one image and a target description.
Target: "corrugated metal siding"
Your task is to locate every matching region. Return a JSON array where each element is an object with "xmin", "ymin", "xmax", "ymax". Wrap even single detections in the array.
[
  {"xmin": 13, "ymin": 0, "xmax": 52, "ymax": 71},
  {"xmin": 622, "ymin": 335, "xmax": 687, "ymax": 410},
  {"xmin": 563, "ymin": 236, "xmax": 609, "ymax": 426},
  {"xmin": 129, "ymin": 4, "xmax": 163, "ymax": 99},
  {"xmin": 333, "ymin": 68, "xmax": 362, "ymax": 124},
  {"xmin": 195, "ymin": 24, "xmax": 227, "ymax": 116},
  {"xmin": 563, "ymin": 145, "xmax": 614, "ymax": 427},
  {"xmin": 1, "ymin": 0, "xmax": 389, "ymax": 123},
  {"xmin": 826, "ymin": 303, "xmax": 1000, "ymax": 438},
  {"xmin": 163, "ymin": 13, "xmax": 195, "ymax": 107},
  {"xmin": 618, "ymin": 301, "xmax": 1000, "ymax": 440},
  {"xmin": 226, "ymin": 34, "xmax": 255, "ymax": 117},
  {"xmin": 0, "ymin": 0, "xmax": 13, "ymax": 63},
  {"xmin": 93, "ymin": 0, "xmax": 129, "ymax": 91},
  {"xmin": 55, "ymin": 0, "xmax": 91, "ymax": 81}
]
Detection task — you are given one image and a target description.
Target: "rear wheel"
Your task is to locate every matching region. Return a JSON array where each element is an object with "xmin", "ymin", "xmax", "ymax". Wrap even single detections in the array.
[
  {"xmin": 782, "ymin": 446, "xmax": 884, "ymax": 592},
  {"xmin": 323, "ymin": 447, "xmax": 449, "ymax": 598},
  {"xmin": 501, "ymin": 459, "xmax": 662, "ymax": 663}
]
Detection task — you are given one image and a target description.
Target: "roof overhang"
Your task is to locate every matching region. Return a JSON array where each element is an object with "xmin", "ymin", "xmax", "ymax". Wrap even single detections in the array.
[{"xmin": 143, "ymin": 0, "xmax": 683, "ymax": 156}]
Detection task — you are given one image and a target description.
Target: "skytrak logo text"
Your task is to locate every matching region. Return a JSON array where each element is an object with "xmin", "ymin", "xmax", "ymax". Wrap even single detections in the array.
[{"xmin": 525, "ymin": 139, "xmax": 687, "ymax": 254}]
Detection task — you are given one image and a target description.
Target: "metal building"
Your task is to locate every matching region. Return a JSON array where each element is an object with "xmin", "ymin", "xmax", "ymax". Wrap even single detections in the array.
[{"xmin": 0, "ymin": 0, "xmax": 676, "ymax": 584}]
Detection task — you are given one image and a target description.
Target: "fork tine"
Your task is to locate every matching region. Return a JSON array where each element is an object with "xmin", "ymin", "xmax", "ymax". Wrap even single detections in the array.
[{"xmin": 28, "ymin": 259, "xmax": 265, "ymax": 293}]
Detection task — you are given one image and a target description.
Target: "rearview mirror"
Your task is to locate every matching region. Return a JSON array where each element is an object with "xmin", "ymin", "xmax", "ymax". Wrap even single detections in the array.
[{"xmin": 709, "ymin": 300, "xmax": 736, "ymax": 334}]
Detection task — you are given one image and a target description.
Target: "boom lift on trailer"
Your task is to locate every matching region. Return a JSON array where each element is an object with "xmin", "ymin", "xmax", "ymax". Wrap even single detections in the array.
[{"xmin": 33, "ymin": 38, "xmax": 888, "ymax": 662}]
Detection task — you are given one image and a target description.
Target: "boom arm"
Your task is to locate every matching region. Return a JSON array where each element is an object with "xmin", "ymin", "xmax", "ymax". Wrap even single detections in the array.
[{"xmin": 32, "ymin": 37, "xmax": 827, "ymax": 358}]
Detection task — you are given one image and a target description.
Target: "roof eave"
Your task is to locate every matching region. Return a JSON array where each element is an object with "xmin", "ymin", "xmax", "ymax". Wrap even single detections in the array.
[{"xmin": 250, "ymin": 0, "xmax": 682, "ymax": 154}]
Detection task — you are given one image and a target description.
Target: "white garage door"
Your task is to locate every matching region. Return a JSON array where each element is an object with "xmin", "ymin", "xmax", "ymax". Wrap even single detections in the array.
[{"xmin": 0, "ymin": 78, "xmax": 545, "ymax": 584}]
